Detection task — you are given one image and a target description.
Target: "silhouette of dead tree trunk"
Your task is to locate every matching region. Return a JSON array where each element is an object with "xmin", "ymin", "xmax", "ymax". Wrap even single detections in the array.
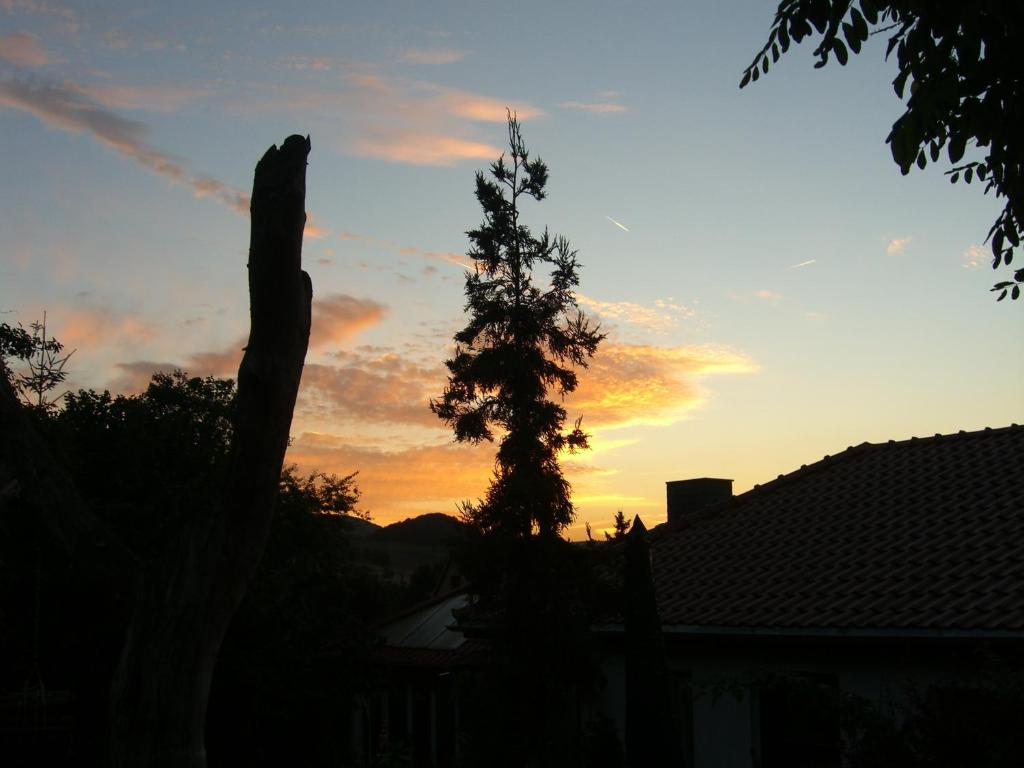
[
  {"xmin": 106, "ymin": 135, "xmax": 313, "ymax": 768},
  {"xmin": 0, "ymin": 135, "xmax": 312, "ymax": 768}
]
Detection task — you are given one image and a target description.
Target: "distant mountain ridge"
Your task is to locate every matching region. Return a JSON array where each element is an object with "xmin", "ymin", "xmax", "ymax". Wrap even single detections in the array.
[
  {"xmin": 370, "ymin": 513, "xmax": 467, "ymax": 544},
  {"xmin": 338, "ymin": 514, "xmax": 382, "ymax": 538}
]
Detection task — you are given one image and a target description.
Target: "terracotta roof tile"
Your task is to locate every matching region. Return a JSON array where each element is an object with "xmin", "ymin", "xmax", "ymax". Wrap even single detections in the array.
[{"xmin": 651, "ymin": 425, "xmax": 1024, "ymax": 632}]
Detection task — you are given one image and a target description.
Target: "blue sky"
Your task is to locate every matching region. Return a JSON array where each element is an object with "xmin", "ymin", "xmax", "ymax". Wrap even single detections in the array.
[{"xmin": 2, "ymin": 0, "xmax": 1021, "ymax": 532}]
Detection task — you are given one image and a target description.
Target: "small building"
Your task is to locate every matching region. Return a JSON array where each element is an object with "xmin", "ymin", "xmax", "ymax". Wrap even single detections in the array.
[
  {"xmin": 368, "ymin": 424, "xmax": 1024, "ymax": 767},
  {"xmin": 598, "ymin": 424, "xmax": 1024, "ymax": 766}
]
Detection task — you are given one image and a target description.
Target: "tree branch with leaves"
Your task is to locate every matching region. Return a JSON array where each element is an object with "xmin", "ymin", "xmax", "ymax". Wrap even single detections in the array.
[{"xmin": 742, "ymin": 0, "xmax": 1024, "ymax": 300}]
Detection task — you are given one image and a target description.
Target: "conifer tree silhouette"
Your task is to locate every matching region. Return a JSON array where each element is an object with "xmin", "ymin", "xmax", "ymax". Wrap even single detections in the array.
[{"xmin": 432, "ymin": 112, "xmax": 604, "ymax": 539}]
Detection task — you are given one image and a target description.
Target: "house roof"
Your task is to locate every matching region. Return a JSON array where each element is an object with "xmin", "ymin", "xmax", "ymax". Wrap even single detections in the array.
[
  {"xmin": 378, "ymin": 591, "xmax": 470, "ymax": 651},
  {"xmin": 650, "ymin": 425, "xmax": 1024, "ymax": 633},
  {"xmin": 372, "ymin": 590, "xmax": 493, "ymax": 668}
]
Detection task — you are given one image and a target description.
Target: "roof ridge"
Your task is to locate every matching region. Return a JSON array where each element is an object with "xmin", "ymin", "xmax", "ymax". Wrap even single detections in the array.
[
  {"xmin": 655, "ymin": 424, "xmax": 1023, "ymax": 536},
  {"xmin": 371, "ymin": 585, "xmax": 470, "ymax": 630},
  {"xmin": 744, "ymin": 423, "xmax": 1022, "ymax": 500}
]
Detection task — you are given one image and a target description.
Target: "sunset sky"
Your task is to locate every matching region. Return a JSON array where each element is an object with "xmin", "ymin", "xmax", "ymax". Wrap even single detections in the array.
[{"xmin": 2, "ymin": 1, "xmax": 1021, "ymax": 537}]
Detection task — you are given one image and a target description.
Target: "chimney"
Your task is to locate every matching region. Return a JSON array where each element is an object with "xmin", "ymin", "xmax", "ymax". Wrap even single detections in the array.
[{"xmin": 666, "ymin": 478, "xmax": 732, "ymax": 526}]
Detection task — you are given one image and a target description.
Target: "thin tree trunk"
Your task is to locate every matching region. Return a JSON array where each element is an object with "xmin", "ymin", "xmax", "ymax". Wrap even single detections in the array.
[{"xmin": 108, "ymin": 135, "xmax": 313, "ymax": 768}]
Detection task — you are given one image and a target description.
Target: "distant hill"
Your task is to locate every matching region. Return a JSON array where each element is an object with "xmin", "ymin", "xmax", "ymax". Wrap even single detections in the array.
[
  {"xmin": 371, "ymin": 513, "xmax": 467, "ymax": 545},
  {"xmin": 339, "ymin": 514, "xmax": 382, "ymax": 538}
]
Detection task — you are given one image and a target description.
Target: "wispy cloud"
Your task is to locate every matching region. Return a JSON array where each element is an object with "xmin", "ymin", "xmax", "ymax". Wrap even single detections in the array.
[
  {"xmin": 886, "ymin": 236, "xmax": 912, "ymax": 256},
  {"xmin": 401, "ymin": 47, "xmax": 469, "ymax": 65},
  {"xmin": 108, "ymin": 337, "xmax": 246, "ymax": 392},
  {"xmin": 567, "ymin": 342, "xmax": 757, "ymax": 430},
  {"xmin": 53, "ymin": 307, "xmax": 156, "ymax": 351},
  {"xmin": 0, "ymin": 75, "xmax": 249, "ymax": 214},
  {"xmin": 233, "ymin": 69, "xmax": 542, "ymax": 166},
  {"xmin": 754, "ymin": 288, "xmax": 783, "ymax": 304},
  {"xmin": 104, "ymin": 300, "xmax": 381, "ymax": 396},
  {"xmin": 282, "ymin": 55, "xmax": 336, "ymax": 71},
  {"xmin": 351, "ymin": 130, "xmax": 500, "ymax": 166},
  {"xmin": 962, "ymin": 244, "xmax": 987, "ymax": 270},
  {"xmin": 787, "ymin": 258, "xmax": 816, "ymax": 270},
  {"xmin": 576, "ymin": 294, "xmax": 696, "ymax": 334},
  {"xmin": 560, "ymin": 100, "xmax": 627, "ymax": 114},
  {"xmin": 304, "ymin": 212, "xmax": 329, "ymax": 239},
  {"xmin": 74, "ymin": 82, "xmax": 206, "ymax": 112},
  {"xmin": 1, "ymin": 0, "xmax": 75, "ymax": 21},
  {"xmin": 298, "ymin": 351, "xmax": 443, "ymax": 429},
  {"xmin": 339, "ymin": 229, "xmax": 471, "ymax": 270},
  {"xmin": 0, "ymin": 31, "xmax": 49, "ymax": 66}
]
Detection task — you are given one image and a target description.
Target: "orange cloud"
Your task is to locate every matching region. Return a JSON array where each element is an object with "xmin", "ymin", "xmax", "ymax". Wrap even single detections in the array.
[
  {"xmin": 351, "ymin": 130, "xmax": 501, "ymax": 166},
  {"xmin": 309, "ymin": 294, "xmax": 387, "ymax": 349},
  {"xmin": 567, "ymin": 342, "xmax": 757, "ymax": 430},
  {"xmin": 107, "ymin": 337, "xmax": 244, "ymax": 393},
  {"xmin": 754, "ymin": 289, "xmax": 783, "ymax": 304},
  {"xmin": 304, "ymin": 212, "xmax": 329, "ymax": 239},
  {"xmin": 297, "ymin": 351, "xmax": 443, "ymax": 428},
  {"xmin": 0, "ymin": 76, "xmax": 249, "ymax": 215},
  {"xmin": 54, "ymin": 307, "xmax": 155, "ymax": 351},
  {"xmin": 0, "ymin": 31, "xmax": 49, "ymax": 66},
  {"xmin": 186, "ymin": 340, "xmax": 244, "ymax": 378},
  {"xmin": 285, "ymin": 338, "xmax": 755, "ymax": 523},
  {"xmin": 74, "ymin": 82, "xmax": 206, "ymax": 112},
  {"xmin": 191, "ymin": 176, "xmax": 249, "ymax": 214},
  {"xmin": 227, "ymin": 66, "xmax": 541, "ymax": 166},
  {"xmin": 886, "ymin": 236, "xmax": 912, "ymax": 255},
  {"xmin": 401, "ymin": 47, "xmax": 469, "ymax": 65},
  {"xmin": 431, "ymin": 86, "xmax": 542, "ymax": 123}
]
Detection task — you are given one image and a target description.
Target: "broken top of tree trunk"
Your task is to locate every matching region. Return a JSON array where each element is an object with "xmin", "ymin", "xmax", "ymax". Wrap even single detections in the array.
[
  {"xmin": 109, "ymin": 135, "xmax": 314, "ymax": 768},
  {"xmin": 247, "ymin": 134, "xmax": 312, "ymax": 369}
]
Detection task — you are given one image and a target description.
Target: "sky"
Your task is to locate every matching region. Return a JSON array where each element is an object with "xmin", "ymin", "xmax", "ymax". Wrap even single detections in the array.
[{"xmin": 2, "ymin": 0, "xmax": 1021, "ymax": 537}]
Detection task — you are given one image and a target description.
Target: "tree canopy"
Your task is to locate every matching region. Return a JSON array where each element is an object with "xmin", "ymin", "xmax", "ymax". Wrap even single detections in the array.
[
  {"xmin": 431, "ymin": 112, "xmax": 604, "ymax": 538},
  {"xmin": 742, "ymin": 1, "xmax": 1024, "ymax": 300}
]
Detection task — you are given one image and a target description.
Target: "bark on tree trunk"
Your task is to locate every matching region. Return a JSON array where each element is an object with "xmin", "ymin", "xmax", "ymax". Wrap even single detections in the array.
[{"xmin": 108, "ymin": 135, "xmax": 313, "ymax": 768}]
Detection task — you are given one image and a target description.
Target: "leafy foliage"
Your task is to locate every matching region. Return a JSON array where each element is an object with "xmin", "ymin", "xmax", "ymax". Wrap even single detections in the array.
[
  {"xmin": 431, "ymin": 112, "xmax": 604, "ymax": 538},
  {"xmin": 40, "ymin": 371, "xmax": 236, "ymax": 552},
  {"xmin": 0, "ymin": 315, "xmax": 74, "ymax": 409},
  {"xmin": 842, "ymin": 671, "xmax": 1024, "ymax": 767},
  {"xmin": 2, "ymin": 368, "xmax": 388, "ymax": 765},
  {"xmin": 0, "ymin": 321, "xmax": 36, "ymax": 368},
  {"xmin": 742, "ymin": 1, "xmax": 1024, "ymax": 300}
]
